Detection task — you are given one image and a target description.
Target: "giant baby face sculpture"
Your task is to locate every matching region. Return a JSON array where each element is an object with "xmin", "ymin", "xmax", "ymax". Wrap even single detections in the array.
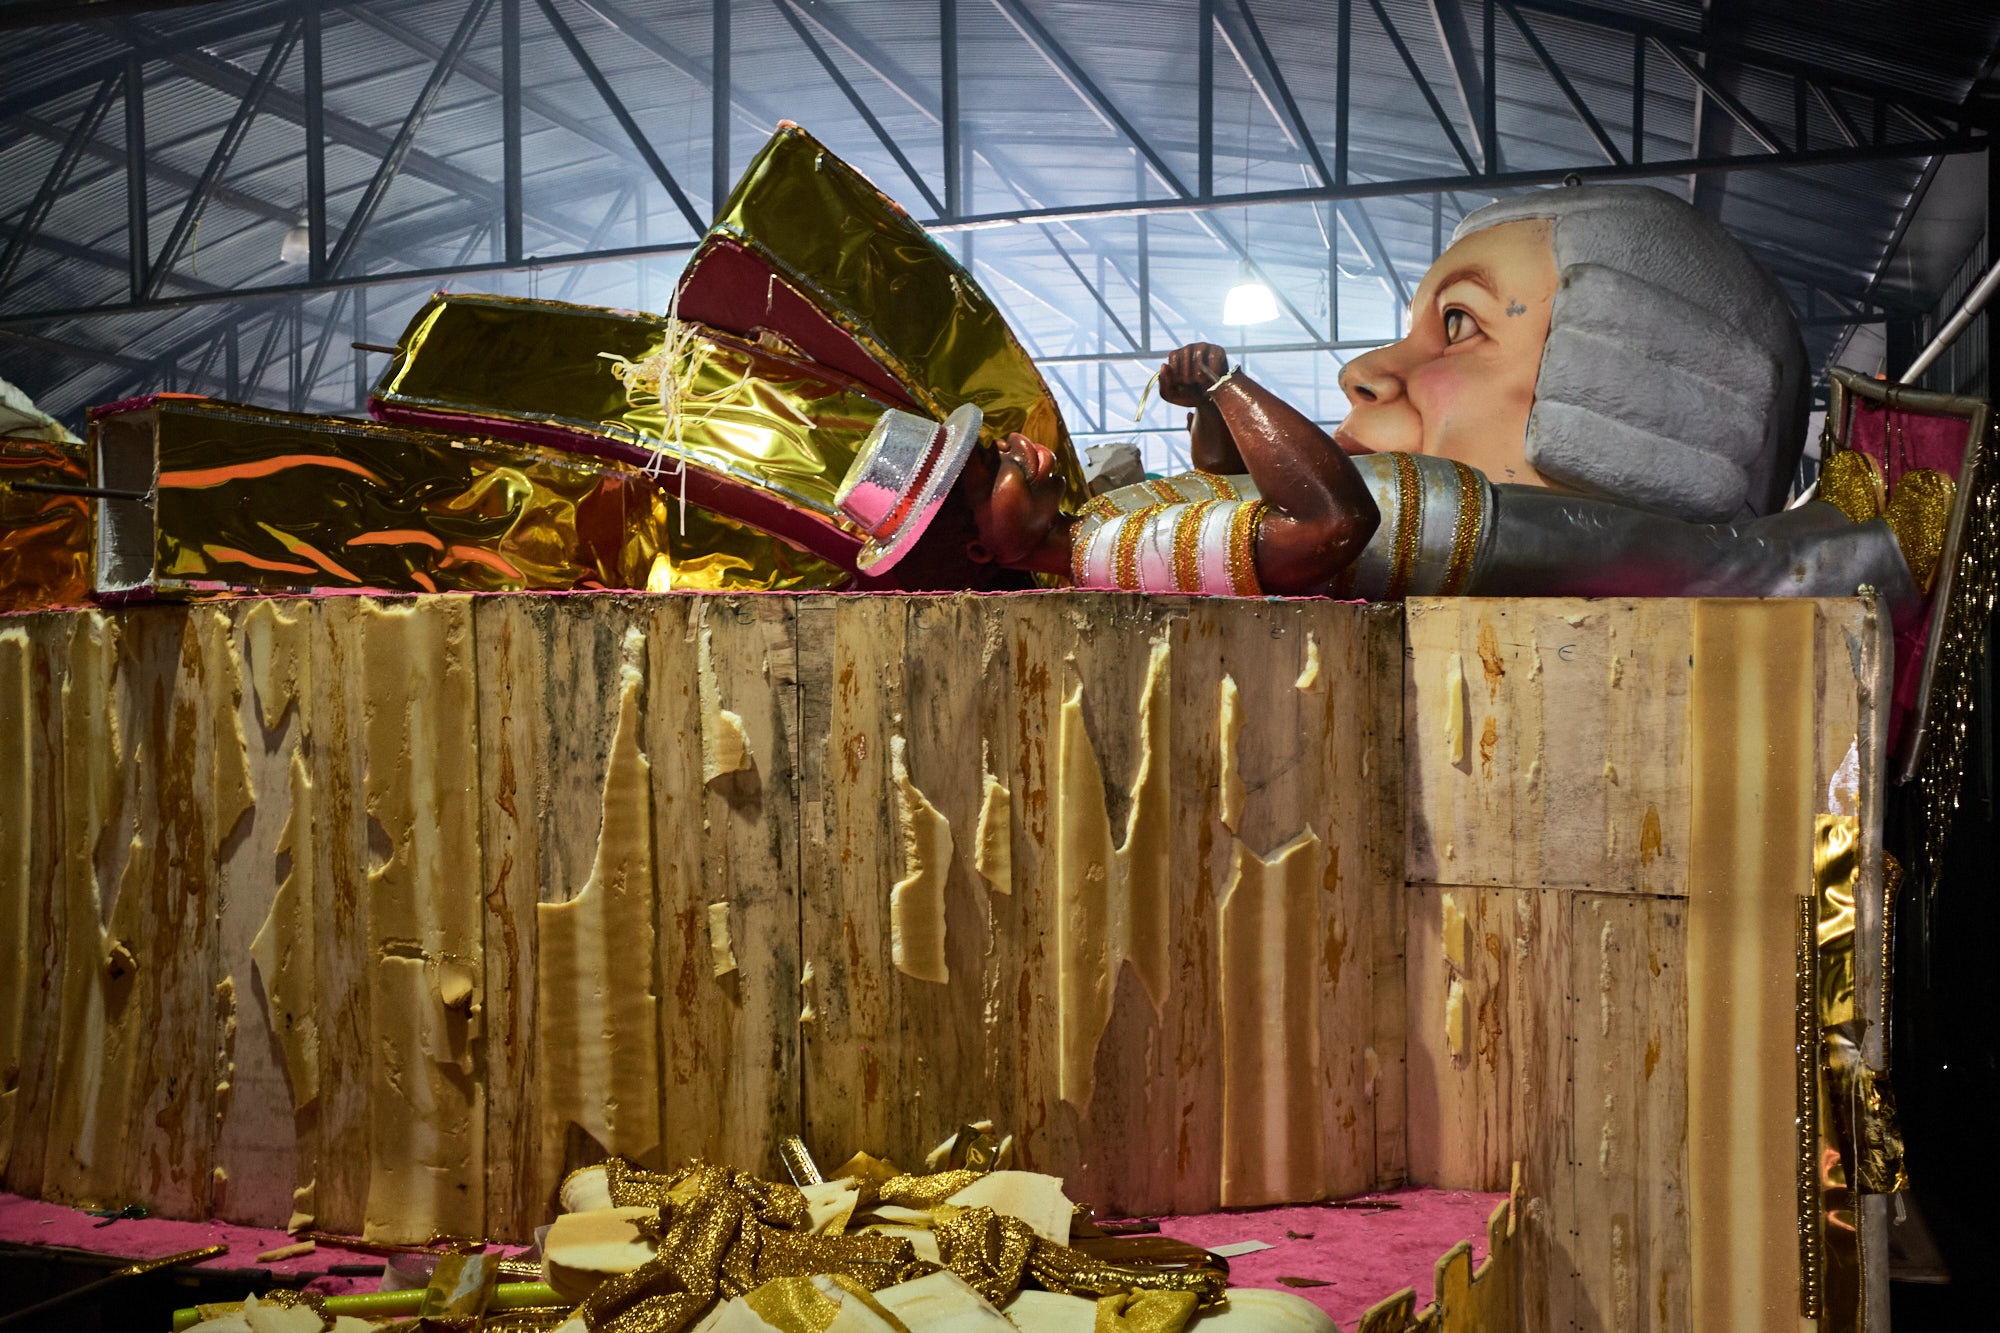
[{"xmin": 1340, "ymin": 185, "xmax": 1810, "ymax": 523}]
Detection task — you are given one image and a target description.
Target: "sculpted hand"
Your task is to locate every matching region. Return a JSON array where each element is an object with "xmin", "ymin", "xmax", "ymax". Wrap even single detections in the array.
[{"xmin": 1158, "ymin": 343, "xmax": 1230, "ymax": 407}]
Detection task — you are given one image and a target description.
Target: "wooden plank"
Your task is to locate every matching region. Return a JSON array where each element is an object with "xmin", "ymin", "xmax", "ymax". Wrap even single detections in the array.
[
  {"xmin": 311, "ymin": 597, "xmax": 374, "ymax": 1237},
  {"xmin": 1358, "ymin": 604, "xmax": 1409, "ymax": 1190},
  {"xmin": 1566, "ymin": 891, "xmax": 1690, "ymax": 1333},
  {"xmin": 475, "ymin": 595, "xmax": 658, "ymax": 1236},
  {"xmin": 1405, "ymin": 599, "xmax": 1691, "ymax": 895},
  {"xmin": 0, "ymin": 611, "xmax": 70, "ymax": 1200},
  {"xmin": 1685, "ymin": 599, "xmax": 1816, "ymax": 1333},
  {"xmin": 211, "ymin": 600, "xmax": 309, "ymax": 1231},
  {"xmin": 680, "ymin": 596, "xmax": 801, "ymax": 1179},
  {"xmin": 796, "ymin": 593, "xmax": 907, "ymax": 1169}
]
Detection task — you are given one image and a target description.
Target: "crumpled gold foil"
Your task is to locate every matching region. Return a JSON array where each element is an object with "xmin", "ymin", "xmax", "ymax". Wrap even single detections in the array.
[
  {"xmin": 371, "ymin": 294, "xmax": 863, "ymax": 591},
  {"xmin": 577, "ymin": 1159, "xmax": 1224, "ymax": 1333},
  {"xmin": 710, "ymin": 124, "xmax": 1087, "ymax": 512},
  {"xmin": 1884, "ymin": 467, "xmax": 1956, "ymax": 596},
  {"xmin": 99, "ymin": 396, "xmax": 688, "ymax": 597},
  {"xmin": 0, "ymin": 436, "xmax": 92, "ymax": 612}
]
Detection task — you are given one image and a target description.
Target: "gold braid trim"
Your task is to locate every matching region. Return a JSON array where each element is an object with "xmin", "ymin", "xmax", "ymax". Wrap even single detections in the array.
[
  {"xmin": 570, "ymin": 1159, "xmax": 1222, "ymax": 1333},
  {"xmin": 1382, "ymin": 451, "xmax": 1422, "ymax": 601},
  {"xmin": 1438, "ymin": 460, "xmax": 1484, "ymax": 596},
  {"xmin": 1147, "ymin": 478, "xmax": 1185, "ymax": 505},
  {"xmin": 1205, "ymin": 473, "xmax": 1241, "ymax": 501},
  {"xmin": 1227, "ymin": 500, "xmax": 1265, "ymax": 597},
  {"xmin": 1171, "ymin": 500, "xmax": 1217, "ymax": 592},
  {"xmin": 1112, "ymin": 504, "xmax": 1167, "ymax": 590},
  {"xmin": 1079, "ymin": 493, "xmax": 1123, "ymax": 524}
]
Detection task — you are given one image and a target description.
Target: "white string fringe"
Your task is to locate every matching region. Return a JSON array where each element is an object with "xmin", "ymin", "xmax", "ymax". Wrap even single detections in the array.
[
  {"xmin": 1133, "ymin": 367, "xmax": 1164, "ymax": 422},
  {"xmin": 599, "ymin": 289, "xmax": 754, "ymax": 536}
]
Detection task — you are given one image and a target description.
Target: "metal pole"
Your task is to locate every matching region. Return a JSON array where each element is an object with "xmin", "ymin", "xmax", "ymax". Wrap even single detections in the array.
[
  {"xmin": 352, "ymin": 283, "xmax": 370, "ymax": 408},
  {"xmin": 1481, "ymin": 0, "xmax": 1496, "ymax": 172},
  {"xmin": 1197, "ymin": 0, "xmax": 1213, "ymax": 198},
  {"xmin": 941, "ymin": 0, "xmax": 959, "ymax": 216},
  {"xmin": 1631, "ymin": 32, "xmax": 1644, "ymax": 164},
  {"xmin": 1903, "ymin": 260, "xmax": 2000, "ymax": 385},
  {"xmin": 503, "ymin": 0, "xmax": 523, "ymax": 261},
  {"xmin": 124, "ymin": 53, "xmax": 147, "ymax": 300},
  {"xmin": 304, "ymin": 0, "xmax": 326, "ymax": 280},
  {"xmin": 711, "ymin": 0, "xmax": 730, "ymax": 217},
  {"xmin": 1334, "ymin": 0, "xmax": 1350, "ymax": 185}
]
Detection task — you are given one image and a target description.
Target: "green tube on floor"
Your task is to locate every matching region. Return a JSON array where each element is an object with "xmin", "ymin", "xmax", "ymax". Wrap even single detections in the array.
[{"xmin": 169, "ymin": 1280, "xmax": 566, "ymax": 1331}]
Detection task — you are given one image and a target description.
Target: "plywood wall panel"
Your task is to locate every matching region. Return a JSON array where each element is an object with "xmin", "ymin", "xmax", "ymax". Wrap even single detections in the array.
[{"xmin": 1405, "ymin": 599, "xmax": 1691, "ymax": 896}]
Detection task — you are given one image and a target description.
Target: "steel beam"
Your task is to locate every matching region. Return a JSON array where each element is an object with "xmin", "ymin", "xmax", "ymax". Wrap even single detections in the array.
[
  {"xmin": 1043, "ymin": 229, "xmax": 1138, "ymax": 350},
  {"xmin": 942, "ymin": 0, "xmax": 961, "ymax": 215},
  {"xmin": 536, "ymin": 0, "xmax": 706, "ymax": 235},
  {"xmin": 1364, "ymin": 0, "xmax": 1480, "ymax": 174},
  {"xmin": 1335, "ymin": 0, "xmax": 1351, "ymax": 185},
  {"xmin": 1426, "ymin": 0, "xmax": 1496, "ymax": 171},
  {"xmin": 125, "ymin": 53, "xmax": 147, "ymax": 300},
  {"xmin": 570, "ymin": 0, "xmax": 778, "ymax": 137},
  {"xmin": 303, "ymin": 0, "xmax": 326, "ymax": 280},
  {"xmin": 766, "ymin": 0, "xmax": 942, "ymax": 215},
  {"xmin": 147, "ymin": 18, "xmax": 301, "ymax": 299},
  {"xmin": 0, "ymin": 327, "xmax": 151, "ymax": 372},
  {"xmin": 1224, "ymin": 0, "xmax": 1332, "ymax": 186},
  {"xmin": 0, "ymin": 76, "xmax": 121, "ymax": 298},
  {"xmin": 712, "ymin": 0, "xmax": 731, "ymax": 215},
  {"xmin": 328, "ymin": 0, "xmax": 495, "ymax": 277},
  {"xmin": 1198, "ymin": 0, "xmax": 1214, "ymax": 197},
  {"xmin": 1501, "ymin": 0, "xmax": 1622, "ymax": 165},
  {"xmin": 1038, "ymin": 339, "xmax": 1388, "ymax": 364},
  {"xmin": 558, "ymin": 186, "xmax": 634, "ymax": 301},
  {"xmin": 988, "ymin": 0, "xmax": 1192, "ymax": 198},
  {"xmin": 502, "ymin": 0, "xmax": 523, "ymax": 261}
]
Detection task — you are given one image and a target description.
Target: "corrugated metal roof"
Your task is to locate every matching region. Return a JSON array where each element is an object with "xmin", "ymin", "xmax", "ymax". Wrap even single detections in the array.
[{"xmin": 0, "ymin": 0, "xmax": 1994, "ymax": 465}]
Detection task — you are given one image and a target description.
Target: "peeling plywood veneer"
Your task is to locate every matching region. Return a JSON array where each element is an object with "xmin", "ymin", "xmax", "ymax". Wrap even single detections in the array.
[
  {"xmin": 249, "ymin": 752, "xmax": 321, "ymax": 1112},
  {"xmin": 972, "ymin": 766, "xmax": 1012, "ymax": 894},
  {"xmin": 1405, "ymin": 600, "xmax": 1692, "ymax": 895},
  {"xmin": 698, "ymin": 612, "xmax": 754, "ymax": 784},
  {"xmin": 196, "ymin": 608, "xmax": 255, "ymax": 852},
  {"xmin": 0, "ymin": 629, "xmax": 29, "ymax": 1172},
  {"xmin": 890, "ymin": 735, "xmax": 954, "ymax": 983},
  {"xmin": 538, "ymin": 627, "xmax": 662, "ymax": 1169},
  {"xmin": 1218, "ymin": 673, "xmax": 1245, "ymax": 833},
  {"xmin": 45, "ymin": 613, "xmax": 143, "ymax": 1208},
  {"xmin": 356, "ymin": 598, "xmax": 484, "ymax": 1242},
  {"xmin": 1053, "ymin": 635, "xmax": 1173, "ymax": 1112},
  {"xmin": 709, "ymin": 903, "xmax": 739, "ymax": 978},
  {"xmin": 1219, "ymin": 828, "xmax": 1326, "ymax": 1206}
]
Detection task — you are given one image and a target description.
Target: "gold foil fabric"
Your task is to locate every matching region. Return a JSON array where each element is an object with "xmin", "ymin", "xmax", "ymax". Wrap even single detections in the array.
[
  {"xmin": 380, "ymin": 293, "xmax": 883, "ymax": 537},
  {"xmin": 712, "ymin": 125, "xmax": 1087, "ymax": 510},
  {"xmin": 0, "ymin": 436, "xmax": 92, "ymax": 611},
  {"xmin": 741, "ymin": 1277, "xmax": 841, "ymax": 1333},
  {"xmin": 578, "ymin": 1159, "xmax": 1223, "ymax": 1333},
  {"xmin": 99, "ymin": 396, "xmax": 700, "ymax": 597}
]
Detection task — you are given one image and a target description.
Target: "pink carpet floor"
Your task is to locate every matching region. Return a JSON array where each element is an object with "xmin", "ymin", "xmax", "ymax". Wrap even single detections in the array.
[{"xmin": 1, "ymin": 1186, "xmax": 1507, "ymax": 1326}]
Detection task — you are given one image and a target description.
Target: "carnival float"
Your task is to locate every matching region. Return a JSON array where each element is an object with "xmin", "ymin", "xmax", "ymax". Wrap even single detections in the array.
[{"xmin": 0, "ymin": 121, "xmax": 1992, "ymax": 1333}]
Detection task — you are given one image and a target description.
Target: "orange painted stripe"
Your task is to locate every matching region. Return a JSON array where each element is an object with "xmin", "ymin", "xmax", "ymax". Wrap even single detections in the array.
[
  {"xmin": 159, "ymin": 455, "xmax": 383, "ymax": 488},
  {"xmin": 202, "ymin": 545, "xmax": 316, "ymax": 577},
  {"xmin": 443, "ymin": 544, "xmax": 524, "ymax": 580},
  {"xmin": 345, "ymin": 529, "xmax": 445, "ymax": 551}
]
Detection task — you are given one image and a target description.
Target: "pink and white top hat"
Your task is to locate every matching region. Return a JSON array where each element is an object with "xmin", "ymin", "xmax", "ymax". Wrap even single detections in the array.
[{"xmin": 835, "ymin": 403, "xmax": 984, "ymax": 575}]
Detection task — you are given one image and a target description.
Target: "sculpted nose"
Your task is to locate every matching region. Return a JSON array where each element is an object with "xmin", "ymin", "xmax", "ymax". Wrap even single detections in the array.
[{"xmin": 1340, "ymin": 349, "xmax": 1402, "ymax": 406}]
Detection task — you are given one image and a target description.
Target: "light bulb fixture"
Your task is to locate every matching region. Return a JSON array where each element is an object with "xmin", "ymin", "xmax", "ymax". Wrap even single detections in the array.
[
  {"xmin": 279, "ymin": 214, "xmax": 311, "ymax": 265},
  {"xmin": 1222, "ymin": 262, "xmax": 1278, "ymax": 326}
]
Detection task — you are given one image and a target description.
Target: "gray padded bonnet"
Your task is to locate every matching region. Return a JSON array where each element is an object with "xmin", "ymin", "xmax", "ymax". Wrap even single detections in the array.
[{"xmin": 1452, "ymin": 185, "xmax": 1808, "ymax": 521}]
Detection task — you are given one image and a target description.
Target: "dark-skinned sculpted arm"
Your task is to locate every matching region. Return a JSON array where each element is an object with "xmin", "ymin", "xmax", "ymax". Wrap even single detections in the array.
[
  {"xmin": 1159, "ymin": 344, "xmax": 1380, "ymax": 596},
  {"xmin": 1467, "ymin": 486, "xmax": 1922, "ymax": 626}
]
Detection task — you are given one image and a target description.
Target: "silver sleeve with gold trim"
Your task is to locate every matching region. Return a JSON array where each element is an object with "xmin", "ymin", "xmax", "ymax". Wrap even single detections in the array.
[{"xmin": 1339, "ymin": 452, "xmax": 1495, "ymax": 599}]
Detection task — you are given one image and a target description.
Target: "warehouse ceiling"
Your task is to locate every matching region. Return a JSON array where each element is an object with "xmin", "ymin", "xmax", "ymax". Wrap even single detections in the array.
[{"xmin": 1, "ymin": 0, "xmax": 1996, "ymax": 471}]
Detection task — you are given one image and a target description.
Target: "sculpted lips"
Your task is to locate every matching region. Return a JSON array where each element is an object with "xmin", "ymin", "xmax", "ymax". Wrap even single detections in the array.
[{"xmin": 1332, "ymin": 429, "xmax": 1375, "ymax": 456}]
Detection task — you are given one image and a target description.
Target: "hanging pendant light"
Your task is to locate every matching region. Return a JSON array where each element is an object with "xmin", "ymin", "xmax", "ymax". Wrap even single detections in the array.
[
  {"xmin": 279, "ymin": 213, "xmax": 311, "ymax": 265},
  {"xmin": 1223, "ymin": 261, "xmax": 1278, "ymax": 326}
]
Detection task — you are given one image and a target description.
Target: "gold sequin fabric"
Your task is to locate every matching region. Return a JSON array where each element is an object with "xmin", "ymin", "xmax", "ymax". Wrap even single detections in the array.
[
  {"xmin": 1817, "ymin": 448, "xmax": 1886, "ymax": 525},
  {"xmin": 1095, "ymin": 1290, "xmax": 1201, "ymax": 1333},
  {"xmin": 1884, "ymin": 467, "xmax": 1956, "ymax": 595},
  {"xmin": 574, "ymin": 1159, "xmax": 1224, "ymax": 1333},
  {"xmin": 1439, "ymin": 460, "xmax": 1485, "ymax": 596}
]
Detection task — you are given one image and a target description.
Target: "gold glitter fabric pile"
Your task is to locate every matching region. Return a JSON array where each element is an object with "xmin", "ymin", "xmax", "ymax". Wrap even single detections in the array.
[
  {"xmin": 1815, "ymin": 445, "xmax": 1956, "ymax": 595},
  {"xmin": 571, "ymin": 1158, "xmax": 1223, "ymax": 1333}
]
